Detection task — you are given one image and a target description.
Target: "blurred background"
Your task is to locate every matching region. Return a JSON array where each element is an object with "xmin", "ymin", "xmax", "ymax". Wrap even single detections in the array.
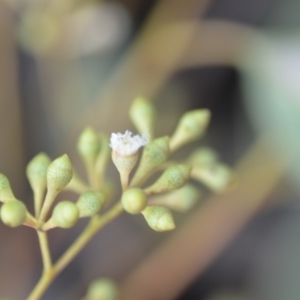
[{"xmin": 0, "ymin": 0, "xmax": 300, "ymax": 299}]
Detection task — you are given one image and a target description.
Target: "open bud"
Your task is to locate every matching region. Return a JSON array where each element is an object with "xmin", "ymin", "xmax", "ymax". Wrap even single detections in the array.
[
  {"xmin": 170, "ymin": 109, "xmax": 211, "ymax": 152},
  {"xmin": 76, "ymin": 191, "xmax": 106, "ymax": 217},
  {"xmin": 191, "ymin": 163, "xmax": 234, "ymax": 193},
  {"xmin": 110, "ymin": 131, "xmax": 148, "ymax": 189},
  {"xmin": 130, "ymin": 136, "xmax": 170, "ymax": 187},
  {"xmin": 52, "ymin": 201, "xmax": 79, "ymax": 228},
  {"xmin": 142, "ymin": 206, "xmax": 175, "ymax": 232},
  {"xmin": 86, "ymin": 278, "xmax": 119, "ymax": 300},
  {"xmin": 1, "ymin": 200, "xmax": 27, "ymax": 227},
  {"xmin": 129, "ymin": 96, "xmax": 156, "ymax": 140},
  {"xmin": 187, "ymin": 147, "xmax": 218, "ymax": 167},
  {"xmin": 0, "ymin": 174, "xmax": 16, "ymax": 202},
  {"xmin": 144, "ymin": 164, "xmax": 191, "ymax": 195},
  {"xmin": 77, "ymin": 127, "xmax": 101, "ymax": 165},
  {"xmin": 149, "ymin": 184, "xmax": 201, "ymax": 212},
  {"xmin": 47, "ymin": 154, "xmax": 73, "ymax": 193},
  {"xmin": 121, "ymin": 188, "xmax": 147, "ymax": 214}
]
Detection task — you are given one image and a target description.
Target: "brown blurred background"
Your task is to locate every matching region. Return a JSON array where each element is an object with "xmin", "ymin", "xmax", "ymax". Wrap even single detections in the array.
[{"xmin": 0, "ymin": 0, "xmax": 300, "ymax": 299}]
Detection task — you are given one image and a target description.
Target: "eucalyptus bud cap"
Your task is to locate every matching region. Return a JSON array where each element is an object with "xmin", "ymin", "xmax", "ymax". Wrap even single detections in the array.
[
  {"xmin": 52, "ymin": 201, "xmax": 79, "ymax": 228},
  {"xmin": 1, "ymin": 200, "xmax": 27, "ymax": 227},
  {"xmin": 170, "ymin": 109, "xmax": 211, "ymax": 152},
  {"xmin": 142, "ymin": 206, "xmax": 175, "ymax": 232},
  {"xmin": 26, "ymin": 152, "xmax": 51, "ymax": 193},
  {"xmin": 130, "ymin": 136, "xmax": 170, "ymax": 187},
  {"xmin": 144, "ymin": 164, "xmax": 191, "ymax": 195},
  {"xmin": 47, "ymin": 154, "xmax": 73, "ymax": 192},
  {"xmin": 149, "ymin": 184, "xmax": 201, "ymax": 212},
  {"xmin": 191, "ymin": 163, "xmax": 234, "ymax": 193},
  {"xmin": 129, "ymin": 96, "xmax": 156, "ymax": 139},
  {"xmin": 0, "ymin": 174, "xmax": 15, "ymax": 202},
  {"xmin": 77, "ymin": 127, "xmax": 101, "ymax": 163},
  {"xmin": 76, "ymin": 191, "xmax": 106, "ymax": 217},
  {"xmin": 86, "ymin": 278, "xmax": 119, "ymax": 300},
  {"xmin": 188, "ymin": 147, "xmax": 218, "ymax": 166},
  {"xmin": 121, "ymin": 188, "xmax": 147, "ymax": 214}
]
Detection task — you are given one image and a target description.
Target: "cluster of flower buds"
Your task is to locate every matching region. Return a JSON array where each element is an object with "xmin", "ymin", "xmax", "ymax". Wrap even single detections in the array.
[
  {"xmin": 0, "ymin": 96, "xmax": 234, "ymax": 235},
  {"xmin": 108, "ymin": 96, "xmax": 234, "ymax": 232}
]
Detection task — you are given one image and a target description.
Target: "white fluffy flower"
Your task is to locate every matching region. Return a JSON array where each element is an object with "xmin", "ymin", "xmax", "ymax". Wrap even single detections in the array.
[{"xmin": 110, "ymin": 130, "xmax": 148, "ymax": 156}]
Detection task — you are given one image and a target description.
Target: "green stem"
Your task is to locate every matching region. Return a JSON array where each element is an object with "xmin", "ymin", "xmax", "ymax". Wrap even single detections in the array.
[
  {"xmin": 27, "ymin": 202, "xmax": 124, "ymax": 300},
  {"xmin": 37, "ymin": 231, "xmax": 52, "ymax": 272}
]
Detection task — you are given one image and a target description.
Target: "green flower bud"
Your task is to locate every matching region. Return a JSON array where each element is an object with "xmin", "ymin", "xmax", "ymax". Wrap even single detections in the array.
[
  {"xmin": 121, "ymin": 188, "xmax": 147, "ymax": 214},
  {"xmin": 26, "ymin": 152, "xmax": 51, "ymax": 193},
  {"xmin": 76, "ymin": 191, "xmax": 106, "ymax": 217},
  {"xmin": 170, "ymin": 109, "xmax": 211, "ymax": 152},
  {"xmin": 191, "ymin": 163, "xmax": 234, "ymax": 193},
  {"xmin": 142, "ymin": 206, "xmax": 175, "ymax": 232},
  {"xmin": 144, "ymin": 164, "xmax": 191, "ymax": 195},
  {"xmin": 187, "ymin": 147, "xmax": 218, "ymax": 167},
  {"xmin": 1, "ymin": 200, "xmax": 27, "ymax": 227},
  {"xmin": 95, "ymin": 134, "xmax": 110, "ymax": 182},
  {"xmin": 52, "ymin": 201, "xmax": 79, "ymax": 228},
  {"xmin": 47, "ymin": 154, "xmax": 73, "ymax": 192},
  {"xmin": 86, "ymin": 278, "xmax": 119, "ymax": 300},
  {"xmin": 77, "ymin": 127, "xmax": 101, "ymax": 164},
  {"xmin": 0, "ymin": 174, "xmax": 15, "ymax": 202},
  {"xmin": 149, "ymin": 184, "xmax": 201, "ymax": 212},
  {"xmin": 129, "ymin": 96, "xmax": 156, "ymax": 140},
  {"xmin": 130, "ymin": 136, "xmax": 170, "ymax": 187}
]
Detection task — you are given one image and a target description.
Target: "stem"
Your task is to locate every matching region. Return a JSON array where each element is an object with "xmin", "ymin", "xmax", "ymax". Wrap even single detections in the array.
[
  {"xmin": 37, "ymin": 231, "xmax": 52, "ymax": 272},
  {"xmin": 34, "ymin": 188, "xmax": 45, "ymax": 217},
  {"xmin": 27, "ymin": 202, "xmax": 124, "ymax": 300},
  {"xmin": 39, "ymin": 190, "xmax": 58, "ymax": 223}
]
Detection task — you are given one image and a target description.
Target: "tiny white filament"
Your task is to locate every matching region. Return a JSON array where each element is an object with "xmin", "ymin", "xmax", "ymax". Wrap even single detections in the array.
[{"xmin": 110, "ymin": 130, "xmax": 148, "ymax": 156}]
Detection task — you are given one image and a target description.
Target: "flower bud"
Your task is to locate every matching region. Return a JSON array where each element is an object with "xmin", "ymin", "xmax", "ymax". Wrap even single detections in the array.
[
  {"xmin": 121, "ymin": 188, "xmax": 147, "ymax": 214},
  {"xmin": 149, "ymin": 184, "xmax": 201, "ymax": 212},
  {"xmin": 26, "ymin": 152, "xmax": 51, "ymax": 190},
  {"xmin": 130, "ymin": 136, "xmax": 170, "ymax": 187},
  {"xmin": 52, "ymin": 201, "xmax": 79, "ymax": 228},
  {"xmin": 76, "ymin": 191, "xmax": 106, "ymax": 217},
  {"xmin": 47, "ymin": 154, "xmax": 73, "ymax": 192},
  {"xmin": 1, "ymin": 200, "xmax": 27, "ymax": 227},
  {"xmin": 142, "ymin": 206, "xmax": 175, "ymax": 232},
  {"xmin": 77, "ymin": 127, "xmax": 101, "ymax": 164},
  {"xmin": 129, "ymin": 96, "xmax": 156, "ymax": 140},
  {"xmin": 110, "ymin": 131, "xmax": 148, "ymax": 189},
  {"xmin": 0, "ymin": 174, "xmax": 15, "ymax": 202},
  {"xmin": 191, "ymin": 163, "xmax": 234, "ymax": 193},
  {"xmin": 170, "ymin": 109, "xmax": 211, "ymax": 152},
  {"xmin": 144, "ymin": 164, "xmax": 191, "ymax": 195},
  {"xmin": 187, "ymin": 147, "xmax": 218, "ymax": 166},
  {"xmin": 95, "ymin": 134, "xmax": 110, "ymax": 182},
  {"xmin": 86, "ymin": 278, "xmax": 119, "ymax": 300}
]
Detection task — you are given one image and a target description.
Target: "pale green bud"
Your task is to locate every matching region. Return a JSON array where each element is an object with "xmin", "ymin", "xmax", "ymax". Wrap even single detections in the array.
[
  {"xmin": 95, "ymin": 134, "xmax": 110, "ymax": 181},
  {"xmin": 129, "ymin": 96, "xmax": 156, "ymax": 140},
  {"xmin": 47, "ymin": 154, "xmax": 73, "ymax": 192},
  {"xmin": 1, "ymin": 200, "xmax": 27, "ymax": 227},
  {"xmin": 86, "ymin": 278, "xmax": 119, "ymax": 300},
  {"xmin": 52, "ymin": 201, "xmax": 79, "ymax": 228},
  {"xmin": 130, "ymin": 136, "xmax": 170, "ymax": 187},
  {"xmin": 142, "ymin": 206, "xmax": 175, "ymax": 232},
  {"xmin": 144, "ymin": 164, "xmax": 191, "ymax": 195},
  {"xmin": 191, "ymin": 163, "xmax": 234, "ymax": 193},
  {"xmin": 0, "ymin": 174, "xmax": 15, "ymax": 202},
  {"xmin": 77, "ymin": 127, "xmax": 101, "ymax": 164},
  {"xmin": 121, "ymin": 188, "xmax": 147, "ymax": 214},
  {"xmin": 76, "ymin": 191, "xmax": 106, "ymax": 217},
  {"xmin": 149, "ymin": 184, "xmax": 201, "ymax": 212},
  {"xmin": 26, "ymin": 152, "xmax": 51, "ymax": 193},
  {"xmin": 187, "ymin": 147, "xmax": 218, "ymax": 166},
  {"xmin": 170, "ymin": 109, "xmax": 211, "ymax": 152}
]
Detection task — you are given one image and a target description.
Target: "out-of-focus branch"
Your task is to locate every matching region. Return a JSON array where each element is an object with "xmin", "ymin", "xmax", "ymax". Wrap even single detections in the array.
[{"xmin": 120, "ymin": 136, "xmax": 290, "ymax": 300}]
